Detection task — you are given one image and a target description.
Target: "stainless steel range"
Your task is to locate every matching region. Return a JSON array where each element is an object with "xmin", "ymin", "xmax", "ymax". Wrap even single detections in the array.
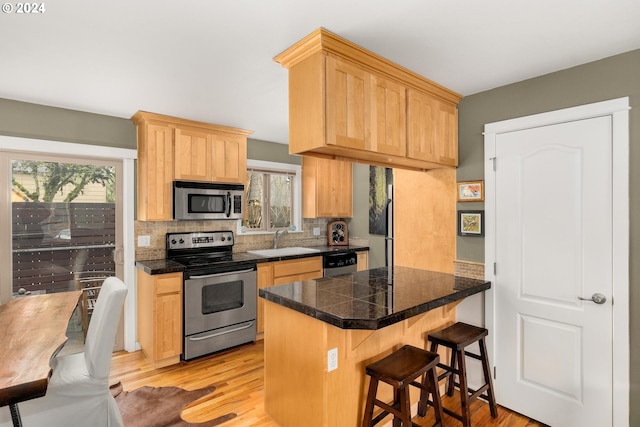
[{"xmin": 167, "ymin": 230, "xmax": 256, "ymax": 361}]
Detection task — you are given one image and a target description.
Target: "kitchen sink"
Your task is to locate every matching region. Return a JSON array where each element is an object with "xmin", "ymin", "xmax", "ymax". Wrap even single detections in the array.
[{"xmin": 247, "ymin": 247, "xmax": 321, "ymax": 257}]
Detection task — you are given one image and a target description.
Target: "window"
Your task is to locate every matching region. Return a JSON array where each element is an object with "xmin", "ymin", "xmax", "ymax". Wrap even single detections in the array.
[
  {"xmin": 241, "ymin": 160, "xmax": 301, "ymax": 233},
  {"xmin": 0, "ymin": 135, "xmax": 137, "ymax": 353}
]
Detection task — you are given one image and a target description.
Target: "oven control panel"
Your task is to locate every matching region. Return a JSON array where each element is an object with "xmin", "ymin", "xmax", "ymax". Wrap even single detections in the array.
[{"xmin": 167, "ymin": 230, "xmax": 234, "ymax": 250}]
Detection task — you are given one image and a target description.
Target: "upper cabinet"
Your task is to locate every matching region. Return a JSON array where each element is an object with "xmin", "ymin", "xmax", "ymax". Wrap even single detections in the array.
[
  {"xmin": 407, "ymin": 90, "xmax": 458, "ymax": 167},
  {"xmin": 274, "ymin": 28, "xmax": 462, "ymax": 171},
  {"xmin": 132, "ymin": 111, "xmax": 252, "ymax": 221},
  {"xmin": 174, "ymin": 126, "xmax": 247, "ymax": 183},
  {"xmin": 302, "ymin": 157, "xmax": 353, "ymax": 218}
]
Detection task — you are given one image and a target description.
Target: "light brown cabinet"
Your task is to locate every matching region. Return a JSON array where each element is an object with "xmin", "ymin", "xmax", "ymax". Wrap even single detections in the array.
[
  {"xmin": 407, "ymin": 89, "xmax": 458, "ymax": 167},
  {"xmin": 137, "ymin": 270, "xmax": 182, "ymax": 369},
  {"xmin": 174, "ymin": 127, "xmax": 247, "ymax": 183},
  {"xmin": 256, "ymin": 257, "xmax": 323, "ymax": 334},
  {"xmin": 135, "ymin": 121, "xmax": 174, "ymax": 221},
  {"xmin": 132, "ymin": 111, "xmax": 252, "ymax": 221},
  {"xmin": 274, "ymin": 28, "xmax": 462, "ymax": 171},
  {"xmin": 302, "ymin": 157, "xmax": 353, "ymax": 218},
  {"xmin": 325, "ymin": 56, "xmax": 406, "ymax": 157},
  {"xmin": 357, "ymin": 250, "xmax": 369, "ymax": 271}
]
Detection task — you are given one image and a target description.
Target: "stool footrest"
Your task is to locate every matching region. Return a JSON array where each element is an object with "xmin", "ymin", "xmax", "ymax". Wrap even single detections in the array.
[
  {"xmin": 373, "ymin": 399, "xmax": 398, "ymax": 415},
  {"xmin": 464, "ymin": 350, "xmax": 482, "ymax": 361},
  {"xmin": 449, "ymin": 381, "xmax": 493, "ymax": 403},
  {"xmin": 442, "ymin": 406, "xmax": 464, "ymax": 421}
]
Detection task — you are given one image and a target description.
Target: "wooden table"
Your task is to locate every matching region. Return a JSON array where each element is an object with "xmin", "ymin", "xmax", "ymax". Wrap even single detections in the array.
[{"xmin": 0, "ymin": 291, "xmax": 81, "ymax": 426}]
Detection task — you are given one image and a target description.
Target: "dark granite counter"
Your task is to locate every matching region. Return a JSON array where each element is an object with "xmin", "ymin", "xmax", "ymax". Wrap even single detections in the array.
[
  {"xmin": 135, "ymin": 244, "xmax": 369, "ymax": 275},
  {"xmin": 259, "ymin": 266, "xmax": 490, "ymax": 330},
  {"xmin": 134, "ymin": 258, "xmax": 185, "ymax": 275}
]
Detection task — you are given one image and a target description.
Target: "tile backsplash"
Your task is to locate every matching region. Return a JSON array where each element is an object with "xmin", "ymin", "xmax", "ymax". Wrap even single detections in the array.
[
  {"xmin": 135, "ymin": 218, "xmax": 341, "ymax": 260},
  {"xmin": 453, "ymin": 260, "xmax": 485, "ymax": 280}
]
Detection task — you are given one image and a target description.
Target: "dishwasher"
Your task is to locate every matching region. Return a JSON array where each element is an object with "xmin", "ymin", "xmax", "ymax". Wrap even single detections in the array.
[{"xmin": 323, "ymin": 251, "xmax": 358, "ymax": 277}]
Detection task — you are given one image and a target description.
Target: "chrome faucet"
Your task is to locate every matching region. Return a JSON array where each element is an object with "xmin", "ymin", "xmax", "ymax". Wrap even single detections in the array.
[{"xmin": 273, "ymin": 228, "xmax": 289, "ymax": 249}]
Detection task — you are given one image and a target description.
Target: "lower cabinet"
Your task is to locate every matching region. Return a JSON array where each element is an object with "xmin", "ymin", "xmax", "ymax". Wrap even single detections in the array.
[
  {"xmin": 257, "ymin": 257, "xmax": 323, "ymax": 334},
  {"xmin": 137, "ymin": 270, "xmax": 182, "ymax": 369},
  {"xmin": 357, "ymin": 251, "xmax": 369, "ymax": 271}
]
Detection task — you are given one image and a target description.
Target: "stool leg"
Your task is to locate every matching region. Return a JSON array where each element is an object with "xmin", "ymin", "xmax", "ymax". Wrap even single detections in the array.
[
  {"xmin": 479, "ymin": 338, "xmax": 498, "ymax": 418},
  {"xmin": 427, "ymin": 366, "xmax": 444, "ymax": 427},
  {"xmin": 446, "ymin": 349, "xmax": 457, "ymax": 397},
  {"xmin": 393, "ymin": 387, "xmax": 402, "ymax": 427},
  {"xmin": 362, "ymin": 377, "xmax": 379, "ymax": 427},
  {"xmin": 418, "ymin": 372, "xmax": 428, "ymax": 417},
  {"xmin": 399, "ymin": 386, "xmax": 412, "ymax": 427},
  {"xmin": 456, "ymin": 348, "xmax": 471, "ymax": 427}
]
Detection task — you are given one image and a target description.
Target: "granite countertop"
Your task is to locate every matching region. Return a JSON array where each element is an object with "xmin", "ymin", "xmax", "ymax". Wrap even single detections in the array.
[
  {"xmin": 135, "ymin": 244, "xmax": 369, "ymax": 275},
  {"xmin": 259, "ymin": 266, "xmax": 490, "ymax": 330}
]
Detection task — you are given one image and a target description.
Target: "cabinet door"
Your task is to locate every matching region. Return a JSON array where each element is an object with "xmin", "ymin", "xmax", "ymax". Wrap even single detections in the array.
[
  {"xmin": 209, "ymin": 133, "xmax": 246, "ymax": 184},
  {"xmin": 154, "ymin": 291, "xmax": 182, "ymax": 360},
  {"xmin": 370, "ymin": 75, "xmax": 406, "ymax": 156},
  {"xmin": 138, "ymin": 123, "xmax": 174, "ymax": 221},
  {"xmin": 272, "ymin": 257, "xmax": 323, "ymax": 281},
  {"xmin": 306, "ymin": 157, "xmax": 353, "ymax": 218},
  {"xmin": 332, "ymin": 159, "xmax": 353, "ymax": 217},
  {"xmin": 326, "ymin": 56, "xmax": 369, "ymax": 150},
  {"xmin": 406, "ymin": 89, "xmax": 458, "ymax": 166},
  {"xmin": 356, "ymin": 251, "xmax": 369, "ymax": 271},
  {"xmin": 153, "ymin": 273, "xmax": 182, "ymax": 361},
  {"xmin": 174, "ymin": 127, "xmax": 211, "ymax": 181}
]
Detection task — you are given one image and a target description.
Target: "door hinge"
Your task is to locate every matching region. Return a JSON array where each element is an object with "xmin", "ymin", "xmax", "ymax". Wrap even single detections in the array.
[
  {"xmin": 494, "ymin": 366, "xmax": 496, "ymax": 380},
  {"xmin": 493, "ymin": 262, "xmax": 497, "ymax": 275}
]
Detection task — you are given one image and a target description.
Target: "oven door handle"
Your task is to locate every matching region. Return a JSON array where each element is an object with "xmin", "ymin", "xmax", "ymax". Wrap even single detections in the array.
[
  {"xmin": 188, "ymin": 268, "xmax": 255, "ymax": 279},
  {"xmin": 187, "ymin": 321, "xmax": 255, "ymax": 341}
]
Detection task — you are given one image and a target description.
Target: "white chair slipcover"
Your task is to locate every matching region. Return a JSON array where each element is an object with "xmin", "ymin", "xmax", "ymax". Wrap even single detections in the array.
[{"xmin": 0, "ymin": 277, "xmax": 128, "ymax": 427}]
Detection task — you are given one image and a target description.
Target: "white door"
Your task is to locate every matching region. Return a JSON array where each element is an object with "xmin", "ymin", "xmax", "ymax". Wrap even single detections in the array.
[{"xmin": 484, "ymin": 99, "xmax": 629, "ymax": 427}]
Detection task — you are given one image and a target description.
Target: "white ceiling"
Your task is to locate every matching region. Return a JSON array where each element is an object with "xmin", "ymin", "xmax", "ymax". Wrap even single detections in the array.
[{"xmin": 1, "ymin": 0, "xmax": 639, "ymax": 144}]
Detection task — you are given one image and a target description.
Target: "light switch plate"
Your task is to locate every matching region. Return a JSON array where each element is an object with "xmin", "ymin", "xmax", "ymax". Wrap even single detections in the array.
[
  {"xmin": 138, "ymin": 235, "xmax": 151, "ymax": 247},
  {"xmin": 313, "ymin": 227, "xmax": 321, "ymax": 236}
]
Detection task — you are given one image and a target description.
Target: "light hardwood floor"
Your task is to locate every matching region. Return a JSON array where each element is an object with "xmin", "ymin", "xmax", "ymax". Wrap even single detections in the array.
[{"xmin": 109, "ymin": 340, "xmax": 547, "ymax": 427}]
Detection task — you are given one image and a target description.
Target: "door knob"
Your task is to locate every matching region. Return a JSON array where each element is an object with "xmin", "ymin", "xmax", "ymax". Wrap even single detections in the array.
[{"xmin": 578, "ymin": 293, "xmax": 607, "ymax": 304}]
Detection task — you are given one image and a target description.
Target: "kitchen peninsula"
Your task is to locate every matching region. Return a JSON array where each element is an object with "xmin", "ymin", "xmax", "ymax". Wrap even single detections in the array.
[{"xmin": 259, "ymin": 266, "xmax": 490, "ymax": 427}]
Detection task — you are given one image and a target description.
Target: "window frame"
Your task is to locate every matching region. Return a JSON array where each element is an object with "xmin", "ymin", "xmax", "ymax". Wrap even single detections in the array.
[
  {"xmin": 0, "ymin": 135, "xmax": 137, "ymax": 352},
  {"xmin": 238, "ymin": 159, "xmax": 302, "ymax": 235}
]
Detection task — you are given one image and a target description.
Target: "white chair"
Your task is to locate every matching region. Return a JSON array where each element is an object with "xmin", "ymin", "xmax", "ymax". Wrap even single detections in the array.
[{"xmin": 0, "ymin": 277, "xmax": 128, "ymax": 427}]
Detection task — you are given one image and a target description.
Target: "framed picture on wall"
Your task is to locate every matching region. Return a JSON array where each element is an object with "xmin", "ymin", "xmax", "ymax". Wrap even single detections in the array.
[
  {"xmin": 457, "ymin": 180, "xmax": 484, "ymax": 202},
  {"xmin": 458, "ymin": 210, "xmax": 484, "ymax": 236}
]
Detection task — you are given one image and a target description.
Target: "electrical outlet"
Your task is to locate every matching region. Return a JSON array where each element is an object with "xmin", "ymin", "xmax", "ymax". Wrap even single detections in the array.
[
  {"xmin": 138, "ymin": 235, "xmax": 151, "ymax": 247},
  {"xmin": 313, "ymin": 227, "xmax": 321, "ymax": 236},
  {"xmin": 328, "ymin": 347, "xmax": 338, "ymax": 372}
]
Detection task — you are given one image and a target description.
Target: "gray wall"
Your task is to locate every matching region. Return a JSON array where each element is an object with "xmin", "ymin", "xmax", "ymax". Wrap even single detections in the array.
[
  {"xmin": 0, "ymin": 98, "xmax": 136, "ymax": 148},
  {"xmin": 457, "ymin": 48, "xmax": 640, "ymax": 424},
  {"xmin": 247, "ymin": 137, "xmax": 300, "ymax": 165}
]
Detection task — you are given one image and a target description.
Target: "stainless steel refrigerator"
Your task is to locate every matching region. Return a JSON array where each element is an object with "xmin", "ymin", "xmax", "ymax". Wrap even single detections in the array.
[{"xmin": 385, "ymin": 183, "xmax": 394, "ymax": 269}]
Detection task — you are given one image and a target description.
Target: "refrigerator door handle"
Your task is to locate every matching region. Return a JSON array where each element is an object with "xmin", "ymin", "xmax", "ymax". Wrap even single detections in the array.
[{"xmin": 385, "ymin": 196, "xmax": 394, "ymax": 268}]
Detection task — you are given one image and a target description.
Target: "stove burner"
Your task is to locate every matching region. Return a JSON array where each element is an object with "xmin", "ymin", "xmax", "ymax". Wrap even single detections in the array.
[
  {"xmin": 166, "ymin": 230, "xmax": 254, "ymax": 277},
  {"xmin": 172, "ymin": 253, "xmax": 233, "ymax": 268}
]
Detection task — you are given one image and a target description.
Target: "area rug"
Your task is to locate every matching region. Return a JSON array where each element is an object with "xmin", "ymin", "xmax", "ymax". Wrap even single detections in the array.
[{"xmin": 110, "ymin": 382, "xmax": 237, "ymax": 427}]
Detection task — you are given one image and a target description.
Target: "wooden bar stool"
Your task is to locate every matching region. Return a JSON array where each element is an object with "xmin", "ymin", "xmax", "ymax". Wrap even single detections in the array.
[
  {"xmin": 362, "ymin": 344, "xmax": 444, "ymax": 427},
  {"xmin": 427, "ymin": 322, "xmax": 498, "ymax": 427}
]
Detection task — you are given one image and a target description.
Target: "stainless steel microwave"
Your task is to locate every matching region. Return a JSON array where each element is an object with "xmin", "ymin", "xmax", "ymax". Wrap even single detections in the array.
[{"xmin": 173, "ymin": 181, "xmax": 244, "ymax": 220}]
